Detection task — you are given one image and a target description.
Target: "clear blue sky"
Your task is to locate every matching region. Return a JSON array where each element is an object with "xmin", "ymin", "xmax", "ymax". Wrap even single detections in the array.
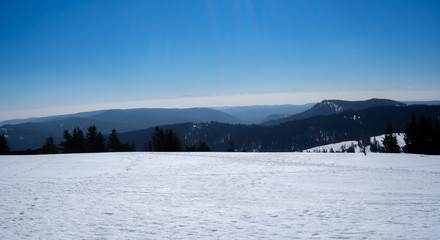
[{"xmin": 1, "ymin": 0, "xmax": 440, "ymax": 120}]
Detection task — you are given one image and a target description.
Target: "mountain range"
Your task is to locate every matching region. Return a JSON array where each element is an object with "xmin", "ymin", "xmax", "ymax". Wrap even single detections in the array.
[
  {"xmin": 213, "ymin": 103, "xmax": 315, "ymax": 124},
  {"xmin": 1, "ymin": 108, "xmax": 245, "ymax": 151},
  {"xmin": 120, "ymin": 104, "xmax": 440, "ymax": 152},
  {"xmin": 1, "ymin": 98, "xmax": 439, "ymax": 151},
  {"xmin": 264, "ymin": 98, "xmax": 406, "ymax": 125}
]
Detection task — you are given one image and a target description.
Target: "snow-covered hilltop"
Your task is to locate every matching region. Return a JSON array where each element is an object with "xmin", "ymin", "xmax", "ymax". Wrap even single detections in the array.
[
  {"xmin": 304, "ymin": 133, "xmax": 406, "ymax": 153},
  {"xmin": 1, "ymin": 152, "xmax": 439, "ymax": 239}
]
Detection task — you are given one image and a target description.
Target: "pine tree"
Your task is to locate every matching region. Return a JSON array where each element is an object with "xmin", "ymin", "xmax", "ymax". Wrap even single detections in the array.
[
  {"xmin": 72, "ymin": 128, "xmax": 87, "ymax": 153},
  {"xmin": 432, "ymin": 120, "xmax": 440, "ymax": 155},
  {"xmin": 418, "ymin": 114, "xmax": 430, "ymax": 154},
  {"xmin": 381, "ymin": 122, "xmax": 400, "ymax": 153},
  {"xmin": 108, "ymin": 129, "xmax": 122, "ymax": 152},
  {"xmin": 60, "ymin": 130, "xmax": 73, "ymax": 153},
  {"xmin": 164, "ymin": 129, "xmax": 181, "ymax": 151},
  {"xmin": 86, "ymin": 125, "xmax": 106, "ymax": 152},
  {"xmin": 96, "ymin": 132, "xmax": 107, "ymax": 152},
  {"xmin": 148, "ymin": 127, "xmax": 181, "ymax": 152},
  {"xmin": 0, "ymin": 134, "xmax": 10, "ymax": 155},
  {"xmin": 151, "ymin": 127, "xmax": 165, "ymax": 151},
  {"xmin": 403, "ymin": 113, "xmax": 418, "ymax": 153},
  {"xmin": 41, "ymin": 136, "xmax": 59, "ymax": 154},
  {"xmin": 404, "ymin": 114, "xmax": 440, "ymax": 155}
]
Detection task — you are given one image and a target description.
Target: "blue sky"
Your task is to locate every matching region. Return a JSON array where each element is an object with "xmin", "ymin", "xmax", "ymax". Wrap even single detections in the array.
[{"xmin": 1, "ymin": 0, "xmax": 440, "ymax": 120}]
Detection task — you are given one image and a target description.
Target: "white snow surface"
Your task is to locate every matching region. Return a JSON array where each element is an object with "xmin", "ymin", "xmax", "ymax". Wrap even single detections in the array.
[{"xmin": 1, "ymin": 152, "xmax": 439, "ymax": 239}]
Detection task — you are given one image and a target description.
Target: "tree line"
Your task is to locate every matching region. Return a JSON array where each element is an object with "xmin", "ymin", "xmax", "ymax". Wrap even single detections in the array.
[
  {"xmin": 56, "ymin": 126, "xmax": 136, "ymax": 154},
  {"xmin": 1, "ymin": 113, "xmax": 438, "ymax": 155},
  {"xmin": 0, "ymin": 126, "xmax": 135, "ymax": 155},
  {"xmin": 144, "ymin": 127, "xmax": 211, "ymax": 152},
  {"xmin": 403, "ymin": 113, "xmax": 440, "ymax": 154},
  {"xmin": 379, "ymin": 113, "xmax": 440, "ymax": 155},
  {"xmin": 0, "ymin": 125, "xmax": 211, "ymax": 155}
]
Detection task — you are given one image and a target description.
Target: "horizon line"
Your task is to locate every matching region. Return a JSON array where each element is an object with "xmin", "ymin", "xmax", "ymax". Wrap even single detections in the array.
[{"xmin": 1, "ymin": 90, "xmax": 440, "ymax": 122}]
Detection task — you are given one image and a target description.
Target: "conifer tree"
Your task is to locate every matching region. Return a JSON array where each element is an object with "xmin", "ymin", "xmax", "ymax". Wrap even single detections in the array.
[
  {"xmin": 72, "ymin": 128, "xmax": 87, "ymax": 153},
  {"xmin": 86, "ymin": 125, "xmax": 106, "ymax": 152},
  {"xmin": 403, "ymin": 113, "xmax": 418, "ymax": 153},
  {"xmin": 60, "ymin": 130, "xmax": 73, "ymax": 153},
  {"xmin": 41, "ymin": 136, "xmax": 59, "ymax": 154},
  {"xmin": 381, "ymin": 122, "xmax": 400, "ymax": 153},
  {"xmin": 164, "ymin": 129, "xmax": 181, "ymax": 151},
  {"xmin": 151, "ymin": 127, "xmax": 165, "ymax": 151},
  {"xmin": 108, "ymin": 129, "xmax": 122, "ymax": 152},
  {"xmin": 148, "ymin": 127, "xmax": 181, "ymax": 152},
  {"xmin": 97, "ymin": 132, "xmax": 107, "ymax": 151},
  {"xmin": 417, "ymin": 114, "xmax": 430, "ymax": 154},
  {"xmin": 432, "ymin": 120, "xmax": 440, "ymax": 155},
  {"xmin": 404, "ymin": 114, "xmax": 440, "ymax": 155},
  {"xmin": 60, "ymin": 128, "xmax": 87, "ymax": 153},
  {"xmin": 0, "ymin": 134, "xmax": 10, "ymax": 155}
]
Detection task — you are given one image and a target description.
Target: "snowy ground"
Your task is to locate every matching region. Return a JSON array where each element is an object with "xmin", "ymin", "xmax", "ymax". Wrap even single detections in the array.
[{"xmin": 1, "ymin": 152, "xmax": 439, "ymax": 239}]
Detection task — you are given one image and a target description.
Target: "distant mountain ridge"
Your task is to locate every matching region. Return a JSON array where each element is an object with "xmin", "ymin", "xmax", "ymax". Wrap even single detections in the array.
[
  {"xmin": 1, "ymin": 99, "xmax": 438, "ymax": 151},
  {"xmin": 404, "ymin": 100, "xmax": 440, "ymax": 105},
  {"xmin": 264, "ymin": 98, "xmax": 406, "ymax": 125},
  {"xmin": 0, "ymin": 110, "xmax": 108, "ymax": 126},
  {"xmin": 0, "ymin": 108, "xmax": 243, "ymax": 151},
  {"xmin": 120, "ymin": 105, "xmax": 440, "ymax": 152},
  {"xmin": 214, "ymin": 103, "xmax": 315, "ymax": 124}
]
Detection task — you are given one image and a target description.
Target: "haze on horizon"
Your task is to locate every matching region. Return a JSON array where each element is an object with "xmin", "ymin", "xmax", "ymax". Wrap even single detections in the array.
[{"xmin": 1, "ymin": 1, "xmax": 439, "ymax": 121}]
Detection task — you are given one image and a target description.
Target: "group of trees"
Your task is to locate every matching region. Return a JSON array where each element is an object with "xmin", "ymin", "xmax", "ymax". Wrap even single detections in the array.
[
  {"xmin": 145, "ymin": 127, "xmax": 182, "ymax": 151},
  {"xmin": 145, "ymin": 127, "xmax": 211, "ymax": 152},
  {"xmin": 1, "ymin": 126, "xmax": 212, "ymax": 155},
  {"xmin": 403, "ymin": 114, "xmax": 440, "ymax": 155},
  {"xmin": 379, "ymin": 113, "xmax": 440, "ymax": 155},
  {"xmin": 41, "ymin": 126, "xmax": 135, "ymax": 154}
]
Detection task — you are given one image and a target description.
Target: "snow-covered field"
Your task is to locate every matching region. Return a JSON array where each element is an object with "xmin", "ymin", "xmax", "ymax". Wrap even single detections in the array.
[{"xmin": 1, "ymin": 152, "xmax": 439, "ymax": 239}]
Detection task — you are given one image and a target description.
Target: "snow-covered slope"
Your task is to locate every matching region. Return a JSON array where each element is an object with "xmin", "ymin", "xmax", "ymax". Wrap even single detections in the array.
[
  {"xmin": 1, "ymin": 152, "xmax": 439, "ymax": 239},
  {"xmin": 304, "ymin": 133, "xmax": 406, "ymax": 153}
]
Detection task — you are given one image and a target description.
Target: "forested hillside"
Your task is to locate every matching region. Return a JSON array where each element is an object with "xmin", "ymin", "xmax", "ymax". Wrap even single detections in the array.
[{"xmin": 120, "ymin": 105, "xmax": 440, "ymax": 152}]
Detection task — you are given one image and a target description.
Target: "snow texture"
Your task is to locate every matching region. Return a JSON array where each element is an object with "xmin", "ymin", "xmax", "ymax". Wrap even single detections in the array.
[
  {"xmin": 1, "ymin": 152, "xmax": 439, "ymax": 239},
  {"xmin": 304, "ymin": 133, "xmax": 406, "ymax": 153}
]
